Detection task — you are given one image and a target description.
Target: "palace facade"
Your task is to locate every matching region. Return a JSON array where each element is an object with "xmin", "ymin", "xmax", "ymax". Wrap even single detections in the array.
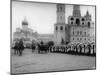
[
  {"xmin": 54, "ymin": 4, "xmax": 95, "ymax": 45},
  {"xmin": 13, "ymin": 4, "xmax": 95, "ymax": 45}
]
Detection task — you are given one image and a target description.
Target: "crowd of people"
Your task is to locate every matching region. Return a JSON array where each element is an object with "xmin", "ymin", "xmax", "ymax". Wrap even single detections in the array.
[
  {"xmin": 50, "ymin": 43, "xmax": 96, "ymax": 56},
  {"xmin": 12, "ymin": 39, "xmax": 96, "ymax": 56},
  {"xmin": 13, "ymin": 39, "xmax": 24, "ymax": 56}
]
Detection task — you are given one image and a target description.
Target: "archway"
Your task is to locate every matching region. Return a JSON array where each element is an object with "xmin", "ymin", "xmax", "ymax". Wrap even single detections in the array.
[
  {"xmin": 88, "ymin": 22, "xmax": 90, "ymax": 27},
  {"xmin": 76, "ymin": 18, "xmax": 80, "ymax": 25}
]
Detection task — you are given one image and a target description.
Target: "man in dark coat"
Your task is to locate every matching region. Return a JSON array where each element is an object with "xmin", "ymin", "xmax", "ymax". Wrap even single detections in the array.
[
  {"xmin": 87, "ymin": 43, "xmax": 91, "ymax": 55},
  {"xmin": 79, "ymin": 44, "xmax": 82, "ymax": 54},
  {"xmin": 31, "ymin": 41, "xmax": 36, "ymax": 53},
  {"xmin": 14, "ymin": 41, "xmax": 19, "ymax": 55},
  {"xmin": 18, "ymin": 39, "xmax": 24, "ymax": 56}
]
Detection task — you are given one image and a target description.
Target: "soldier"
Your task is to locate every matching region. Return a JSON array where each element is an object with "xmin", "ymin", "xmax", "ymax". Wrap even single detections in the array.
[
  {"xmin": 87, "ymin": 43, "xmax": 91, "ymax": 55},
  {"xmin": 37, "ymin": 43, "xmax": 41, "ymax": 53},
  {"xmin": 83, "ymin": 44, "xmax": 86, "ymax": 54},
  {"xmin": 31, "ymin": 41, "xmax": 36, "ymax": 53},
  {"xmin": 79, "ymin": 44, "xmax": 82, "ymax": 54},
  {"xmin": 14, "ymin": 40, "xmax": 19, "ymax": 55},
  {"xmin": 18, "ymin": 39, "xmax": 24, "ymax": 56},
  {"xmin": 65, "ymin": 46, "xmax": 68, "ymax": 53},
  {"xmin": 93, "ymin": 44, "xmax": 95, "ymax": 54},
  {"xmin": 74, "ymin": 44, "xmax": 78, "ymax": 53}
]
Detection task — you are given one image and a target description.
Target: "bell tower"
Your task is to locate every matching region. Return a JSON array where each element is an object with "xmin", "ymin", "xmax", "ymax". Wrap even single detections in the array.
[{"xmin": 54, "ymin": 4, "xmax": 69, "ymax": 45}]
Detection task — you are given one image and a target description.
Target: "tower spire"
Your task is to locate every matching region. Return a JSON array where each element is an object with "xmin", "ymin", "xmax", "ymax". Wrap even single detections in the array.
[
  {"xmin": 86, "ymin": 10, "xmax": 90, "ymax": 16},
  {"xmin": 85, "ymin": 10, "xmax": 91, "ymax": 20},
  {"xmin": 73, "ymin": 5, "xmax": 81, "ymax": 17}
]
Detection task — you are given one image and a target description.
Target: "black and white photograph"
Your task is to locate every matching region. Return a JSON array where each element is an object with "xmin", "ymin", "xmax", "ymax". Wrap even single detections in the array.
[{"xmin": 11, "ymin": 0, "xmax": 96, "ymax": 74}]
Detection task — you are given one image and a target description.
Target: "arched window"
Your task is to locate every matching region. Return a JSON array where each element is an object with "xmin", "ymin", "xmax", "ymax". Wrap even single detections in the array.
[
  {"xmin": 60, "ymin": 26, "xmax": 63, "ymax": 30},
  {"xmin": 88, "ymin": 22, "xmax": 90, "ymax": 27},
  {"xmin": 60, "ymin": 7, "xmax": 62, "ymax": 11},
  {"xmin": 56, "ymin": 26, "xmax": 58, "ymax": 30},
  {"xmin": 73, "ymin": 32, "xmax": 74, "ymax": 35},
  {"xmin": 82, "ymin": 18, "xmax": 85, "ymax": 21},
  {"xmin": 84, "ymin": 32, "xmax": 86, "ymax": 35},
  {"xmin": 82, "ymin": 22, "xmax": 84, "ymax": 25},
  {"xmin": 76, "ymin": 18, "xmax": 80, "ymax": 25},
  {"xmin": 77, "ymin": 31, "xmax": 79, "ymax": 35},
  {"xmin": 61, "ymin": 38, "xmax": 64, "ymax": 44},
  {"xmin": 71, "ymin": 22, "xmax": 73, "ymax": 24},
  {"xmin": 71, "ymin": 17, "xmax": 74, "ymax": 20},
  {"xmin": 80, "ymin": 31, "xmax": 82, "ymax": 35}
]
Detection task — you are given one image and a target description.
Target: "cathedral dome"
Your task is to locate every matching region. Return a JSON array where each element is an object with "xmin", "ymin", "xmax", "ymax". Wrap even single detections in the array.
[{"xmin": 22, "ymin": 17, "xmax": 28, "ymax": 26}]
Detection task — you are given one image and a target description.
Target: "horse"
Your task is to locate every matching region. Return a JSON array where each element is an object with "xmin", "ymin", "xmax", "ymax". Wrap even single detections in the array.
[
  {"xmin": 13, "ymin": 41, "xmax": 19, "ymax": 55},
  {"xmin": 18, "ymin": 40, "xmax": 24, "ymax": 56},
  {"xmin": 37, "ymin": 42, "xmax": 49, "ymax": 54},
  {"xmin": 13, "ymin": 40, "xmax": 24, "ymax": 56}
]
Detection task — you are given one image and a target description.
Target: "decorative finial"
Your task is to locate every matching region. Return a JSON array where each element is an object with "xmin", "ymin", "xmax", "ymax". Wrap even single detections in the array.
[{"xmin": 86, "ymin": 10, "xmax": 89, "ymax": 16}]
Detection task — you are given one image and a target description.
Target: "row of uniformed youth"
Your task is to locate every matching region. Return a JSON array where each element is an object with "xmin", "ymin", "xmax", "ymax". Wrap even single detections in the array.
[{"xmin": 49, "ymin": 43, "xmax": 96, "ymax": 56}]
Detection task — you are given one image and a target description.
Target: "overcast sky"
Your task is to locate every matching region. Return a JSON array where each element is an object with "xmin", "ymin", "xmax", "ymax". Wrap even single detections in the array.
[{"xmin": 12, "ymin": 0, "xmax": 95, "ymax": 35}]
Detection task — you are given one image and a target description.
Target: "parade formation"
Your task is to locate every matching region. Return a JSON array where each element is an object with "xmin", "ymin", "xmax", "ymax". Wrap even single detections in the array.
[{"xmin": 12, "ymin": 39, "xmax": 96, "ymax": 56}]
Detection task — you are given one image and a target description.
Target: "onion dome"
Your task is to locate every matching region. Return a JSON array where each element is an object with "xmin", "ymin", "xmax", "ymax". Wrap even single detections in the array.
[{"xmin": 22, "ymin": 17, "xmax": 28, "ymax": 26}]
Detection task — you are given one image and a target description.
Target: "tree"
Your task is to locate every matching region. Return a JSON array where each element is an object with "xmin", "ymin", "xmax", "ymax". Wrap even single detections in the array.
[{"xmin": 47, "ymin": 41, "xmax": 54, "ymax": 47}]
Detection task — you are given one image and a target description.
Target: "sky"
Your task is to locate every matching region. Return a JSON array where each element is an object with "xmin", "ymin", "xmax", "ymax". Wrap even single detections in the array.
[{"xmin": 12, "ymin": 0, "xmax": 95, "ymax": 35}]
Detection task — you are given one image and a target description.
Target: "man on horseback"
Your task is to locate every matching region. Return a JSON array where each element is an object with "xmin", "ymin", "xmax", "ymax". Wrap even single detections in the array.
[
  {"xmin": 18, "ymin": 39, "xmax": 24, "ymax": 56},
  {"xmin": 14, "ymin": 40, "xmax": 19, "ymax": 55}
]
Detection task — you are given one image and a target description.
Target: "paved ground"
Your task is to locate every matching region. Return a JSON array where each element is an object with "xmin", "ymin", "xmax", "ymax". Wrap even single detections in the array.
[{"xmin": 11, "ymin": 49, "xmax": 96, "ymax": 74}]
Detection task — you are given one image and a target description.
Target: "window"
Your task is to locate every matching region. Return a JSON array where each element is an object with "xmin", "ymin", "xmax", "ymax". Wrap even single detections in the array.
[
  {"xmin": 76, "ymin": 18, "xmax": 80, "ymax": 25},
  {"xmin": 80, "ymin": 31, "xmax": 82, "ymax": 35},
  {"xmin": 71, "ymin": 17, "xmax": 74, "ymax": 20},
  {"xmin": 88, "ymin": 22, "xmax": 90, "ymax": 27},
  {"xmin": 82, "ymin": 22, "xmax": 84, "ymax": 25},
  {"xmin": 60, "ymin": 26, "xmax": 63, "ymax": 30},
  {"xmin": 77, "ymin": 38, "xmax": 79, "ymax": 40},
  {"xmin": 71, "ymin": 22, "xmax": 73, "ymax": 24},
  {"xmin": 82, "ymin": 18, "xmax": 85, "ymax": 21},
  {"xmin": 61, "ymin": 38, "xmax": 64, "ymax": 44},
  {"xmin": 84, "ymin": 32, "xmax": 86, "ymax": 35},
  {"xmin": 60, "ymin": 7, "xmax": 62, "ymax": 11},
  {"xmin": 77, "ymin": 31, "xmax": 79, "ymax": 35},
  {"xmin": 73, "ymin": 31, "xmax": 74, "ymax": 35},
  {"xmin": 55, "ymin": 26, "xmax": 58, "ymax": 30}
]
